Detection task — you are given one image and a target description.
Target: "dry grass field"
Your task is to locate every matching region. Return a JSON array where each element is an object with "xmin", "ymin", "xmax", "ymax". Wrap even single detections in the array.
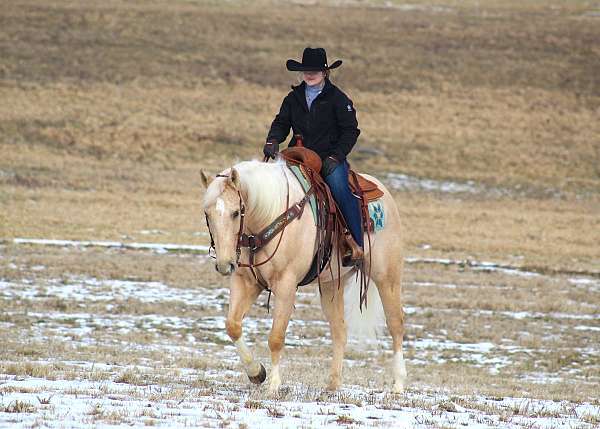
[{"xmin": 1, "ymin": 0, "xmax": 599, "ymax": 427}]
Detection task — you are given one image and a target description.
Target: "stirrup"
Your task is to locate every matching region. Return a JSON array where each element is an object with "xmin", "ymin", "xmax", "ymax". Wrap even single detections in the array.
[
  {"xmin": 342, "ymin": 234, "xmax": 363, "ymax": 267},
  {"xmin": 342, "ymin": 251, "xmax": 363, "ymax": 267}
]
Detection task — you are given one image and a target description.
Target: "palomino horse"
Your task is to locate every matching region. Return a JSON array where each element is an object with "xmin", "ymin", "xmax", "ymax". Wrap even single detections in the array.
[{"xmin": 200, "ymin": 159, "xmax": 406, "ymax": 394}]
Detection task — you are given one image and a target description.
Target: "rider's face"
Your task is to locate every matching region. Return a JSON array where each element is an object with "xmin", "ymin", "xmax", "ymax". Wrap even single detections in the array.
[{"xmin": 303, "ymin": 71, "xmax": 325, "ymax": 86}]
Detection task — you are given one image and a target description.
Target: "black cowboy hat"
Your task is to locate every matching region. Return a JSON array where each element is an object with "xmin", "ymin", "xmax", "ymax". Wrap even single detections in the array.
[{"xmin": 286, "ymin": 47, "xmax": 342, "ymax": 72}]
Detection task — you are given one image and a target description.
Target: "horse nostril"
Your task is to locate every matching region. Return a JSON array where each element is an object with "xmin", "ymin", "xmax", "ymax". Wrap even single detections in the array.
[
  {"xmin": 229, "ymin": 263, "xmax": 235, "ymax": 273},
  {"xmin": 214, "ymin": 264, "xmax": 219, "ymax": 272}
]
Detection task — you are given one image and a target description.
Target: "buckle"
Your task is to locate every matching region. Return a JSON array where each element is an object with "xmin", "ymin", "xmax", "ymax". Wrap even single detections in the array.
[
  {"xmin": 208, "ymin": 246, "xmax": 217, "ymax": 259},
  {"xmin": 247, "ymin": 235, "xmax": 258, "ymax": 251}
]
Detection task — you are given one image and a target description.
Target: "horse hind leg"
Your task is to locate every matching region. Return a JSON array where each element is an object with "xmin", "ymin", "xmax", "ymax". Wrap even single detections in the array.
[{"xmin": 372, "ymin": 259, "xmax": 407, "ymax": 393}]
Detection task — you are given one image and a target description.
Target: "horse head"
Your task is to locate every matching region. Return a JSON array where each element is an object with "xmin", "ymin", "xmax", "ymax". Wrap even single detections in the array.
[{"xmin": 201, "ymin": 168, "xmax": 244, "ymax": 276}]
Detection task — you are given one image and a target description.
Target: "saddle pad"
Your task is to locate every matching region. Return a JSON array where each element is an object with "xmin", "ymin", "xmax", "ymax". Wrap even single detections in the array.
[
  {"xmin": 289, "ymin": 165, "xmax": 318, "ymax": 224},
  {"xmin": 350, "ymin": 172, "xmax": 384, "ymax": 202},
  {"xmin": 368, "ymin": 200, "xmax": 385, "ymax": 232}
]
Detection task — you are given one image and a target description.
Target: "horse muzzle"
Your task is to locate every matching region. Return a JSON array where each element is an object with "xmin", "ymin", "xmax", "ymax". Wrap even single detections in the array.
[{"xmin": 215, "ymin": 260, "xmax": 236, "ymax": 276}]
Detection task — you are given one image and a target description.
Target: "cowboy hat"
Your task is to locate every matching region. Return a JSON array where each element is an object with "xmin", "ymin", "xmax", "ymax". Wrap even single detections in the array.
[{"xmin": 286, "ymin": 47, "xmax": 342, "ymax": 72}]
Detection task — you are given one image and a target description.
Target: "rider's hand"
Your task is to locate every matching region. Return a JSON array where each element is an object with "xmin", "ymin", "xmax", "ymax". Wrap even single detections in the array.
[
  {"xmin": 321, "ymin": 155, "xmax": 340, "ymax": 177},
  {"xmin": 263, "ymin": 141, "xmax": 279, "ymax": 159}
]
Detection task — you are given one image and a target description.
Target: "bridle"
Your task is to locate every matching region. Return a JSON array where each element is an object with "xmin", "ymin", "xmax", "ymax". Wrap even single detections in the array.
[{"xmin": 204, "ymin": 173, "xmax": 246, "ymax": 263}]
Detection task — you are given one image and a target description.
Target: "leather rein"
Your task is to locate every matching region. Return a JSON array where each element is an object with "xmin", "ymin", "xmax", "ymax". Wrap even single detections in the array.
[{"xmin": 205, "ymin": 167, "xmax": 315, "ymax": 289}]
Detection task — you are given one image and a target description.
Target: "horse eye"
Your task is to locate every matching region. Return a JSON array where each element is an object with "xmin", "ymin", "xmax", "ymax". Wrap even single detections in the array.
[{"xmin": 232, "ymin": 210, "xmax": 240, "ymax": 219}]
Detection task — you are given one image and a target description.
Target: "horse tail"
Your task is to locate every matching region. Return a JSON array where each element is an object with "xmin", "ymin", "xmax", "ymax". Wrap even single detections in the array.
[{"xmin": 343, "ymin": 274, "xmax": 385, "ymax": 347}]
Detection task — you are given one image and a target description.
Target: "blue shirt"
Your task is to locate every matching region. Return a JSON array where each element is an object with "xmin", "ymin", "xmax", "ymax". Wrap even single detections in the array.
[{"xmin": 305, "ymin": 82, "xmax": 324, "ymax": 110}]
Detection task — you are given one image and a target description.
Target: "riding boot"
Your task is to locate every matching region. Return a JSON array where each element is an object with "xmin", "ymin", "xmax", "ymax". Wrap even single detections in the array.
[{"xmin": 342, "ymin": 232, "xmax": 364, "ymax": 267}]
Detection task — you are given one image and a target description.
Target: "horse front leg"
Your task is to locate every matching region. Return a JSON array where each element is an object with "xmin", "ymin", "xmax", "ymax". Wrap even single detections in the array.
[
  {"xmin": 225, "ymin": 273, "xmax": 265, "ymax": 384},
  {"xmin": 267, "ymin": 275, "xmax": 297, "ymax": 394}
]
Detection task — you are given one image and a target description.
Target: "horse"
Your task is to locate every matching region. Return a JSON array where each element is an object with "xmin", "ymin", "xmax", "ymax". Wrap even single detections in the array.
[{"xmin": 200, "ymin": 158, "xmax": 406, "ymax": 394}]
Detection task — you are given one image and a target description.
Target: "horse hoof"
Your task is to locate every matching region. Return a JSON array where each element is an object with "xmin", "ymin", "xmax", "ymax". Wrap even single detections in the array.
[{"xmin": 248, "ymin": 363, "xmax": 266, "ymax": 385}]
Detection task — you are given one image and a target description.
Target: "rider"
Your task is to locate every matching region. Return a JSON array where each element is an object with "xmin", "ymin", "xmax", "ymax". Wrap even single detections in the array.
[{"xmin": 263, "ymin": 47, "xmax": 363, "ymax": 266}]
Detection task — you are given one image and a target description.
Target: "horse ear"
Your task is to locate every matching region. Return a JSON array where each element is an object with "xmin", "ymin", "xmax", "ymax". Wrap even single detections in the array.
[
  {"xmin": 230, "ymin": 168, "xmax": 241, "ymax": 189},
  {"xmin": 200, "ymin": 170, "xmax": 210, "ymax": 189}
]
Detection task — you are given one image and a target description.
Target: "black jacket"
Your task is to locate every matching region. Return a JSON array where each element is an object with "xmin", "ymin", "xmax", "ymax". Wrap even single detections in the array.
[{"xmin": 266, "ymin": 78, "xmax": 360, "ymax": 161}]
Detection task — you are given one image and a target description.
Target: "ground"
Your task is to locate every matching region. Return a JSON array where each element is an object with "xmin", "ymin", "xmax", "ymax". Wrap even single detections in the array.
[
  {"xmin": 0, "ymin": 243, "xmax": 599, "ymax": 427},
  {"xmin": 0, "ymin": 0, "xmax": 599, "ymax": 428}
]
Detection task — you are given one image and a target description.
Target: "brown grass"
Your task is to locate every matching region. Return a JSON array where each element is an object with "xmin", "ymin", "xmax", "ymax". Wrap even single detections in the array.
[
  {"xmin": 0, "ymin": 400, "xmax": 37, "ymax": 414},
  {"xmin": 1, "ymin": 0, "xmax": 599, "ymax": 274}
]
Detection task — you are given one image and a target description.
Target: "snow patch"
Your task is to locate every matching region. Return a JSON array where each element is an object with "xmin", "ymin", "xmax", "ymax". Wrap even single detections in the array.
[{"xmin": 12, "ymin": 238, "xmax": 210, "ymax": 253}]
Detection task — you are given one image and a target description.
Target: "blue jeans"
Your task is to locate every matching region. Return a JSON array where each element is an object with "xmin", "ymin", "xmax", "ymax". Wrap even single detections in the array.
[{"xmin": 324, "ymin": 161, "xmax": 363, "ymax": 247}]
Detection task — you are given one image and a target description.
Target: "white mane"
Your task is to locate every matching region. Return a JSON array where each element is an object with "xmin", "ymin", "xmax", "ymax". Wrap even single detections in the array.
[{"xmin": 204, "ymin": 159, "xmax": 291, "ymax": 230}]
